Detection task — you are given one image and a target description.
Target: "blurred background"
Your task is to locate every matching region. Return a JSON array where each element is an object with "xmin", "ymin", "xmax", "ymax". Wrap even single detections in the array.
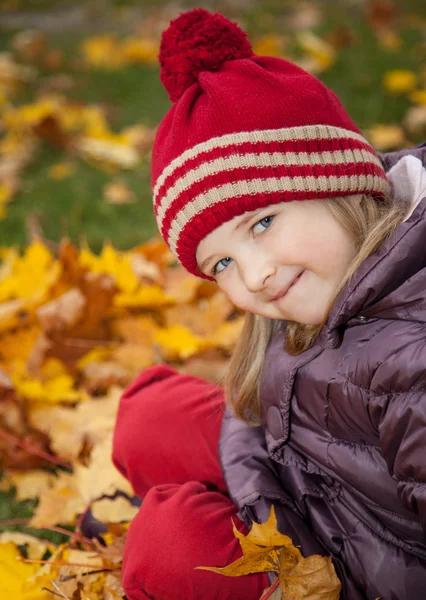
[{"xmin": 0, "ymin": 0, "xmax": 425, "ymax": 254}]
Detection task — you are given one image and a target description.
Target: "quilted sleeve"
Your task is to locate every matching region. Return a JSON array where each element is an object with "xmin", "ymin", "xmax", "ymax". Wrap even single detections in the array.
[
  {"xmin": 219, "ymin": 405, "xmax": 326, "ymax": 556},
  {"xmin": 369, "ymin": 338, "xmax": 426, "ymax": 534}
]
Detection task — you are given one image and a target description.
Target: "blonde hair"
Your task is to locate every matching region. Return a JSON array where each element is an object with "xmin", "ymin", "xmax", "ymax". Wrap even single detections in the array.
[{"xmin": 222, "ymin": 193, "xmax": 409, "ymax": 425}]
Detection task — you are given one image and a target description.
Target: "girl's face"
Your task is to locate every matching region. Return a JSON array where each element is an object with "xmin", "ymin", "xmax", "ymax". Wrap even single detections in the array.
[{"xmin": 196, "ymin": 199, "xmax": 358, "ymax": 325}]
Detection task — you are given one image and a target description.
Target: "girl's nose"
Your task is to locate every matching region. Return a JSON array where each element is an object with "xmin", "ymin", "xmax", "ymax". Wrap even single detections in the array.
[{"xmin": 240, "ymin": 258, "xmax": 276, "ymax": 293}]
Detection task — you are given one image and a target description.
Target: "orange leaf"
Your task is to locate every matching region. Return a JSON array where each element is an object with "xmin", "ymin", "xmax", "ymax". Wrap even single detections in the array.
[{"xmin": 197, "ymin": 505, "xmax": 341, "ymax": 600}]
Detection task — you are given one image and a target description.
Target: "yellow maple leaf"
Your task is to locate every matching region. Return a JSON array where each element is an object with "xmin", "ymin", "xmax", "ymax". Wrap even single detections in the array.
[
  {"xmin": 79, "ymin": 243, "xmax": 139, "ymax": 293},
  {"xmin": 81, "ymin": 35, "xmax": 124, "ymax": 69},
  {"xmin": 410, "ymin": 89, "xmax": 426, "ymax": 106},
  {"xmin": 0, "ymin": 532, "xmax": 54, "ymax": 560},
  {"xmin": 297, "ymin": 31, "xmax": 335, "ymax": 71},
  {"xmin": 0, "ymin": 241, "xmax": 61, "ymax": 306},
  {"xmin": 154, "ymin": 324, "xmax": 208, "ymax": 360},
  {"xmin": 3, "ymin": 96, "xmax": 61, "ymax": 130},
  {"xmin": 121, "ymin": 37, "xmax": 159, "ymax": 64},
  {"xmin": 0, "ymin": 325, "xmax": 41, "ymax": 365},
  {"xmin": 197, "ymin": 505, "xmax": 341, "ymax": 600},
  {"xmin": 253, "ymin": 35, "xmax": 287, "ymax": 58},
  {"xmin": 0, "ymin": 542, "xmax": 53, "ymax": 599},
  {"xmin": 383, "ymin": 70, "xmax": 417, "ymax": 94},
  {"xmin": 11, "ymin": 358, "xmax": 86, "ymax": 404},
  {"xmin": 48, "ymin": 161, "xmax": 75, "ymax": 180},
  {"xmin": 76, "ymin": 135, "xmax": 139, "ymax": 169},
  {"xmin": 76, "ymin": 346, "xmax": 115, "ymax": 369},
  {"xmin": 365, "ymin": 124, "xmax": 406, "ymax": 151},
  {"xmin": 0, "ymin": 246, "xmax": 19, "ymax": 281},
  {"xmin": 115, "ymin": 285, "xmax": 173, "ymax": 308},
  {"xmin": 0, "ymin": 298, "xmax": 29, "ymax": 333}
]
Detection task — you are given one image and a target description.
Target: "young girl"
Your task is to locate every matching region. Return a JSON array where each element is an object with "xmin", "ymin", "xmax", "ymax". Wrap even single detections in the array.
[{"xmin": 111, "ymin": 9, "xmax": 426, "ymax": 600}]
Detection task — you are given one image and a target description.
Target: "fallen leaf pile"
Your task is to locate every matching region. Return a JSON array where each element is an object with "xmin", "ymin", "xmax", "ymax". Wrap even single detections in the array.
[{"xmin": 0, "ymin": 235, "xmax": 245, "ymax": 598}]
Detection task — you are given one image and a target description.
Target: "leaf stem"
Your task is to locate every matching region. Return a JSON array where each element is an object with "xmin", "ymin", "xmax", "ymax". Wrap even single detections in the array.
[
  {"xmin": 0, "ymin": 427, "xmax": 71, "ymax": 468},
  {"xmin": 36, "ymin": 524, "xmax": 96, "ymax": 547},
  {"xmin": 41, "ymin": 588, "xmax": 64, "ymax": 599},
  {"xmin": 50, "ymin": 580, "xmax": 71, "ymax": 600},
  {"xmin": 17, "ymin": 556, "xmax": 120, "ymax": 570},
  {"xmin": 60, "ymin": 567, "xmax": 119, "ymax": 581},
  {"xmin": 0, "ymin": 518, "xmax": 31, "ymax": 526},
  {"xmin": 261, "ymin": 578, "xmax": 280, "ymax": 600}
]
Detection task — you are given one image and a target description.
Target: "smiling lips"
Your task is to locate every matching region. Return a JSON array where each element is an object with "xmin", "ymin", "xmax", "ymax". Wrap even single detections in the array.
[{"xmin": 271, "ymin": 270, "xmax": 305, "ymax": 301}]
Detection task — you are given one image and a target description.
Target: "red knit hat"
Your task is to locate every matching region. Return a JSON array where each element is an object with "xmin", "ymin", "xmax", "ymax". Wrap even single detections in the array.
[{"xmin": 152, "ymin": 8, "xmax": 390, "ymax": 281}]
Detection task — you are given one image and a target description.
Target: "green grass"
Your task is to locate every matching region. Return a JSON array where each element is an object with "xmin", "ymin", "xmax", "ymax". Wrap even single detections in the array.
[{"xmin": 0, "ymin": 486, "xmax": 70, "ymax": 545}]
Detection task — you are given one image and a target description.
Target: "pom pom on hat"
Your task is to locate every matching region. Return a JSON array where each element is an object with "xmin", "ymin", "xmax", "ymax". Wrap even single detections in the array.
[{"xmin": 159, "ymin": 8, "xmax": 253, "ymax": 102}]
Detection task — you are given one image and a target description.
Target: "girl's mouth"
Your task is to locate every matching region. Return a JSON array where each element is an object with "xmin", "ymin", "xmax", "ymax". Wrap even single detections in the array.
[{"xmin": 272, "ymin": 270, "xmax": 305, "ymax": 301}]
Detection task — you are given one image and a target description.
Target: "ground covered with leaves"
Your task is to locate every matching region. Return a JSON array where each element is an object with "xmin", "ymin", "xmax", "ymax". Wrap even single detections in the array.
[{"xmin": 0, "ymin": 0, "xmax": 426, "ymax": 598}]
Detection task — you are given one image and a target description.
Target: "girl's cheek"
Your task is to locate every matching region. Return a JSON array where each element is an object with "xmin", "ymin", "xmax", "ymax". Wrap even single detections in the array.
[{"xmin": 221, "ymin": 281, "xmax": 243, "ymax": 307}]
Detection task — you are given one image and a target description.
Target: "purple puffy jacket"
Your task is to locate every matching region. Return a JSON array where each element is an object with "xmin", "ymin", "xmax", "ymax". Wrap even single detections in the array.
[{"xmin": 219, "ymin": 143, "xmax": 426, "ymax": 599}]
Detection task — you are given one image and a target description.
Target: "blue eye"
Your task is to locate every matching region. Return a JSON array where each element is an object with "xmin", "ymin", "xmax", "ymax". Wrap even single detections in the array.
[
  {"xmin": 252, "ymin": 215, "xmax": 274, "ymax": 234},
  {"xmin": 212, "ymin": 257, "xmax": 232, "ymax": 275},
  {"xmin": 211, "ymin": 214, "xmax": 275, "ymax": 276}
]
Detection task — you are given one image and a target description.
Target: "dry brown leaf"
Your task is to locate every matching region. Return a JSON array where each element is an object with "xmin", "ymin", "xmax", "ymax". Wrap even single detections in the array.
[
  {"xmin": 11, "ymin": 30, "xmax": 48, "ymax": 62},
  {"xmin": 366, "ymin": 0, "xmax": 398, "ymax": 32},
  {"xmin": 0, "ymin": 365, "xmax": 13, "ymax": 398},
  {"xmin": 110, "ymin": 315, "xmax": 157, "ymax": 344},
  {"xmin": 95, "ymin": 531, "xmax": 127, "ymax": 565},
  {"xmin": 7, "ymin": 469, "xmax": 55, "ymax": 500},
  {"xmin": 403, "ymin": 105, "xmax": 426, "ymax": 137},
  {"xmin": 164, "ymin": 290, "xmax": 234, "ymax": 336},
  {"xmin": 28, "ymin": 386, "xmax": 122, "ymax": 462},
  {"xmin": 53, "ymin": 549, "xmax": 104, "ymax": 599},
  {"xmin": 36, "ymin": 288, "xmax": 87, "ymax": 334},
  {"xmin": 28, "ymin": 273, "xmax": 117, "ymax": 370},
  {"xmin": 81, "ymin": 360, "xmax": 131, "ymax": 394},
  {"xmin": 29, "ymin": 471, "xmax": 86, "ymax": 527},
  {"xmin": 110, "ymin": 343, "xmax": 155, "ymax": 379},
  {"xmin": 163, "ymin": 266, "xmax": 203, "ymax": 303},
  {"xmin": 197, "ymin": 505, "xmax": 341, "ymax": 600},
  {"xmin": 103, "ymin": 572, "xmax": 125, "ymax": 599},
  {"xmin": 130, "ymin": 253, "xmax": 163, "ymax": 285},
  {"xmin": 75, "ymin": 436, "xmax": 133, "ymax": 504},
  {"xmin": 132, "ymin": 237, "xmax": 175, "ymax": 269}
]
